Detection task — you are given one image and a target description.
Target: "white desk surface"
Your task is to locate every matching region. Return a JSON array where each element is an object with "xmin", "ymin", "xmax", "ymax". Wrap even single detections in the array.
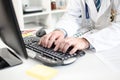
[{"xmin": 0, "ymin": 39, "xmax": 120, "ymax": 80}]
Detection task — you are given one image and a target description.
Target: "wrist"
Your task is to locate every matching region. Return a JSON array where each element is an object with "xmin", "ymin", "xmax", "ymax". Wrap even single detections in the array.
[{"xmin": 82, "ymin": 38, "xmax": 90, "ymax": 49}]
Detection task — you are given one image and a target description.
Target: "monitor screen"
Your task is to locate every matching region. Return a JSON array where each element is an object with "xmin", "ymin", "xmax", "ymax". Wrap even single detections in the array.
[{"xmin": 0, "ymin": 0, "xmax": 28, "ymax": 58}]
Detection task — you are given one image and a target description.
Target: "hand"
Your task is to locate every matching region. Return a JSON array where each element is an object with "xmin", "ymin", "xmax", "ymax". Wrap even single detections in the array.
[
  {"xmin": 54, "ymin": 37, "xmax": 90, "ymax": 54},
  {"xmin": 38, "ymin": 30, "xmax": 65, "ymax": 48}
]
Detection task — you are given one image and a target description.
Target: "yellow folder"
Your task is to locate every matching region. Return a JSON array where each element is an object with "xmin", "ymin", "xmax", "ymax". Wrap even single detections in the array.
[{"xmin": 26, "ymin": 65, "xmax": 58, "ymax": 80}]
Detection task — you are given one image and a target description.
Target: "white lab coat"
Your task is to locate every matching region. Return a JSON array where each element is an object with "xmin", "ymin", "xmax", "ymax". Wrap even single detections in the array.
[{"xmin": 55, "ymin": 0, "xmax": 120, "ymax": 52}]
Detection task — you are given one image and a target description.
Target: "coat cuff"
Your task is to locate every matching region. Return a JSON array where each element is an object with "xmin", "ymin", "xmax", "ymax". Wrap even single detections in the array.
[{"xmin": 55, "ymin": 28, "xmax": 68, "ymax": 37}]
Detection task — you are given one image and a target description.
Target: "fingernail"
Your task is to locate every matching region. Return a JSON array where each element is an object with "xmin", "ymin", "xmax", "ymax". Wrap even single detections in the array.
[
  {"xmin": 69, "ymin": 52, "xmax": 73, "ymax": 54},
  {"xmin": 54, "ymin": 49, "xmax": 56, "ymax": 51}
]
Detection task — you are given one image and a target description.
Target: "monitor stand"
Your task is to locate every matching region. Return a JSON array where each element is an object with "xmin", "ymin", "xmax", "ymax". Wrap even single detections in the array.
[{"xmin": 0, "ymin": 48, "xmax": 22, "ymax": 69}]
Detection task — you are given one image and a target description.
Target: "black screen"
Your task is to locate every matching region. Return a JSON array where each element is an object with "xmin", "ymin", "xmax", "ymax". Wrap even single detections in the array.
[{"xmin": 0, "ymin": 0, "xmax": 28, "ymax": 58}]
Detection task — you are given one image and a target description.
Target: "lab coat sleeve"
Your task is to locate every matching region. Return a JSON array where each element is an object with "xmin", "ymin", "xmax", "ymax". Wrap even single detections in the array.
[
  {"xmin": 83, "ymin": 1, "xmax": 120, "ymax": 52},
  {"xmin": 55, "ymin": 0, "xmax": 82, "ymax": 36}
]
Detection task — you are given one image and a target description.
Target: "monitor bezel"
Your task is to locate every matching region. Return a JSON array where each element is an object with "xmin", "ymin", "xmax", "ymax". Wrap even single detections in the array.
[{"xmin": 0, "ymin": 0, "xmax": 28, "ymax": 59}]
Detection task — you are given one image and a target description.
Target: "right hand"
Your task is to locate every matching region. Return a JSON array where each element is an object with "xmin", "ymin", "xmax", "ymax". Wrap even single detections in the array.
[{"xmin": 38, "ymin": 30, "xmax": 65, "ymax": 48}]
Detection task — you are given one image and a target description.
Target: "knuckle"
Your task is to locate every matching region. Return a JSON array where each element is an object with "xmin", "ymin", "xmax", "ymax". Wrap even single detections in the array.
[{"xmin": 66, "ymin": 42, "xmax": 71, "ymax": 46}]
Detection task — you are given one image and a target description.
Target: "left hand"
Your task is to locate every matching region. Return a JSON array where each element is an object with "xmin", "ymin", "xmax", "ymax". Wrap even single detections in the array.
[{"xmin": 54, "ymin": 37, "xmax": 90, "ymax": 54}]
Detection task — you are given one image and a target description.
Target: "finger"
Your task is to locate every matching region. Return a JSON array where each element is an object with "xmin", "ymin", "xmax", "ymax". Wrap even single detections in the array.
[
  {"xmin": 54, "ymin": 37, "xmax": 63, "ymax": 51},
  {"xmin": 42, "ymin": 34, "xmax": 51, "ymax": 47},
  {"xmin": 69, "ymin": 47, "xmax": 78, "ymax": 54},
  {"xmin": 47, "ymin": 35, "xmax": 56, "ymax": 48},
  {"xmin": 54, "ymin": 42, "xmax": 60, "ymax": 51},
  {"xmin": 59, "ymin": 41, "xmax": 66, "ymax": 52},
  {"xmin": 38, "ymin": 37, "xmax": 44, "ymax": 45},
  {"xmin": 62, "ymin": 43, "xmax": 71, "ymax": 53},
  {"xmin": 38, "ymin": 38, "xmax": 42, "ymax": 45}
]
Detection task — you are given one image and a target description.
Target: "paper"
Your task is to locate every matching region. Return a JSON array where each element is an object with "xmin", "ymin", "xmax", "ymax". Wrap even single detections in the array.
[
  {"xmin": 22, "ymin": 29, "xmax": 36, "ymax": 37},
  {"xmin": 26, "ymin": 65, "xmax": 58, "ymax": 80},
  {"xmin": 95, "ymin": 46, "xmax": 120, "ymax": 72}
]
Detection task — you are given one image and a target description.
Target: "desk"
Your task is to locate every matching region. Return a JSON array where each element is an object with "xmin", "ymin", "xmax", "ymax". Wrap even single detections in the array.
[{"xmin": 0, "ymin": 39, "xmax": 120, "ymax": 80}]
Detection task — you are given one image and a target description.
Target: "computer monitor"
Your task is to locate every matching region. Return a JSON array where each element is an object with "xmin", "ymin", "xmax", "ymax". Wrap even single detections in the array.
[{"xmin": 0, "ymin": 0, "xmax": 28, "ymax": 59}]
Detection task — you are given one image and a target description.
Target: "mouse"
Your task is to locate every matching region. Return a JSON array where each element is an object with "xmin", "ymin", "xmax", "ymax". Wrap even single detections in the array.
[{"xmin": 36, "ymin": 28, "xmax": 46, "ymax": 37}]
